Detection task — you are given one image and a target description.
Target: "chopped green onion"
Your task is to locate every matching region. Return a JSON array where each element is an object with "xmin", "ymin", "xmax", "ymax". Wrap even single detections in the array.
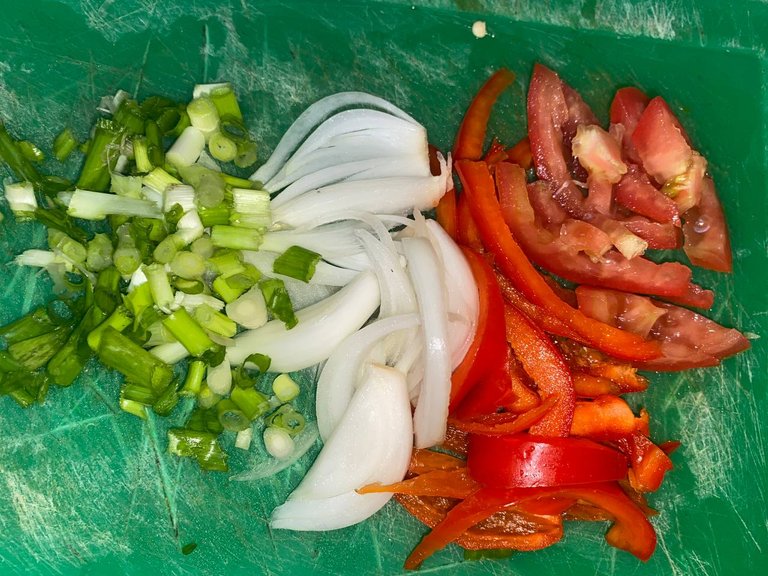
[
  {"xmin": 18, "ymin": 140, "xmax": 44, "ymax": 163},
  {"xmin": 230, "ymin": 385, "xmax": 270, "ymax": 420},
  {"xmin": 152, "ymin": 234, "xmax": 184, "ymax": 265},
  {"xmin": 114, "ymin": 224, "xmax": 142, "ymax": 276},
  {"xmin": 76, "ymin": 118, "xmax": 123, "ymax": 192},
  {"xmin": 167, "ymin": 428, "xmax": 228, "ymax": 472},
  {"xmin": 272, "ymin": 373, "xmax": 300, "ymax": 403},
  {"xmin": 181, "ymin": 543, "xmax": 198, "ymax": 556},
  {"xmin": 198, "ymin": 204, "xmax": 230, "ymax": 227},
  {"xmin": 208, "ymin": 132, "xmax": 237, "ymax": 162},
  {"xmin": 132, "ymin": 136, "xmax": 153, "ymax": 173},
  {"xmin": 234, "ymin": 140, "xmax": 258, "ymax": 168},
  {"xmin": 190, "ymin": 236, "xmax": 215, "ymax": 258},
  {"xmin": 3, "ymin": 181, "xmax": 37, "ymax": 217},
  {"xmin": 193, "ymin": 303, "xmax": 237, "ymax": 337},
  {"xmin": 145, "ymin": 119, "xmax": 165, "ymax": 167},
  {"xmin": 122, "ymin": 382, "xmax": 157, "ymax": 405},
  {"xmin": 196, "ymin": 172, "xmax": 226, "ymax": 208},
  {"xmin": 143, "ymin": 167, "xmax": 181, "ymax": 194},
  {"xmin": 114, "ymin": 98, "xmax": 145, "ymax": 135},
  {"xmin": 230, "ymin": 188, "xmax": 271, "ymax": 230},
  {"xmin": 62, "ymin": 189, "xmax": 163, "ymax": 220},
  {"xmin": 53, "ymin": 128, "xmax": 78, "ymax": 162},
  {"xmin": 221, "ymin": 173, "xmax": 254, "ymax": 189},
  {"xmin": 181, "ymin": 360, "xmax": 206, "ymax": 396},
  {"xmin": 144, "ymin": 263, "xmax": 175, "ymax": 312},
  {"xmin": 212, "ymin": 275, "xmax": 247, "ymax": 303},
  {"xmin": 216, "ymin": 399, "xmax": 251, "ymax": 431},
  {"xmin": 0, "ymin": 307, "xmax": 57, "ymax": 344},
  {"xmin": 197, "ymin": 383, "xmax": 222, "ymax": 409},
  {"xmin": 87, "ymin": 305, "xmax": 133, "ymax": 351},
  {"xmin": 209, "ymin": 84, "xmax": 243, "ymax": 122},
  {"xmin": 124, "ymin": 281, "xmax": 153, "ymax": 319},
  {"xmin": 234, "ymin": 427, "xmax": 253, "ymax": 450},
  {"xmin": 48, "ymin": 228, "xmax": 87, "ymax": 264},
  {"xmin": 263, "ymin": 426, "xmax": 295, "ymax": 460},
  {"xmin": 225, "ymin": 286, "xmax": 268, "ymax": 329},
  {"xmin": 86, "ymin": 233, "xmax": 115, "ymax": 272},
  {"xmin": 208, "ymin": 249, "xmax": 245, "ymax": 278},
  {"xmin": 205, "ymin": 357, "xmax": 232, "ymax": 395},
  {"xmin": 273, "ymin": 245, "xmax": 321, "ymax": 283},
  {"xmin": 97, "ymin": 327, "xmax": 173, "ymax": 392},
  {"xmin": 0, "ymin": 122, "xmax": 48, "ymax": 192},
  {"xmin": 110, "ymin": 173, "xmax": 143, "ymax": 198},
  {"xmin": 211, "ymin": 225, "xmax": 263, "ymax": 251},
  {"xmin": 152, "ymin": 381, "xmax": 180, "ymax": 416},
  {"xmin": 7, "ymin": 325, "xmax": 71, "ymax": 371},
  {"xmin": 266, "ymin": 404, "xmax": 306, "ymax": 437},
  {"xmin": 0, "ymin": 350, "xmax": 23, "ymax": 373},
  {"xmin": 170, "ymin": 251, "xmax": 206, "ymax": 280},
  {"xmin": 162, "ymin": 307, "xmax": 220, "ymax": 359},
  {"xmin": 173, "ymin": 277, "xmax": 205, "ymax": 294},
  {"xmin": 166, "ymin": 126, "xmax": 205, "ymax": 168},
  {"xmin": 164, "ymin": 184, "xmax": 197, "ymax": 214},
  {"xmin": 94, "ymin": 266, "xmax": 122, "ymax": 314},
  {"xmin": 259, "ymin": 278, "xmax": 297, "ymax": 329},
  {"xmin": 187, "ymin": 96, "xmax": 220, "ymax": 136}
]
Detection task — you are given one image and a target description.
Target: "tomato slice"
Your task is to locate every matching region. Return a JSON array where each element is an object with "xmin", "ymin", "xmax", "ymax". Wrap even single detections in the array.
[
  {"xmin": 609, "ymin": 87, "xmax": 650, "ymax": 163},
  {"xmin": 456, "ymin": 158, "xmax": 661, "ymax": 362},
  {"xmin": 682, "ymin": 176, "xmax": 733, "ymax": 272},
  {"xmin": 495, "ymin": 160, "xmax": 711, "ymax": 307},
  {"xmin": 630, "ymin": 96, "xmax": 693, "ymax": 185},
  {"xmin": 453, "ymin": 69, "xmax": 516, "ymax": 161},
  {"xmin": 528, "ymin": 180, "xmax": 567, "ymax": 226},
  {"xmin": 467, "ymin": 433, "xmax": 628, "ymax": 488},
  {"xmin": 575, "ymin": 285, "xmax": 750, "ymax": 370},
  {"xmin": 621, "ymin": 216, "xmax": 682, "ymax": 250},
  {"xmin": 614, "ymin": 164, "xmax": 680, "ymax": 225}
]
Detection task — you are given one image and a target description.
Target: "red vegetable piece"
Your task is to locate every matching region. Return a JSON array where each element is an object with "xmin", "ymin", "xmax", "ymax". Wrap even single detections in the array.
[
  {"xmin": 622, "ymin": 216, "xmax": 682, "ymax": 250},
  {"xmin": 570, "ymin": 395, "xmax": 644, "ymax": 440},
  {"xmin": 453, "ymin": 69, "xmax": 515, "ymax": 161},
  {"xmin": 682, "ymin": 176, "xmax": 733, "ymax": 272},
  {"xmin": 615, "ymin": 433, "xmax": 674, "ymax": 493},
  {"xmin": 435, "ymin": 187, "xmax": 458, "ymax": 239},
  {"xmin": 609, "ymin": 87, "xmax": 650, "ymax": 162},
  {"xmin": 455, "ymin": 158, "xmax": 661, "ymax": 362},
  {"xmin": 575, "ymin": 285, "xmax": 667, "ymax": 338},
  {"xmin": 630, "ymin": 96, "xmax": 693, "ymax": 185},
  {"xmin": 614, "ymin": 165, "xmax": 680, "ymax": 225},
  {"xmin": 495, "ymin": 160, "xmax": 709, "ymax": 307},
  {"xmin": 528, "ymin": 180, "xmax": 567, "ymax": 227},
  {"xmin": 456, "ymin": 192, "xmax": 484, "ymax": 251},
  {"xmin": 506, "ymin": 136, "xmax": 533, "ymax": 170},
  {"xmin": 467, "ymin": 433, "xmax": 628, "ymax": 488},
  {"xmin": 504, "ymin": 304, "xmax": 575, "ymax": 437},
  {"xmin": 557, "ymin": 219, "xmax": 613, "ymax": 260}
]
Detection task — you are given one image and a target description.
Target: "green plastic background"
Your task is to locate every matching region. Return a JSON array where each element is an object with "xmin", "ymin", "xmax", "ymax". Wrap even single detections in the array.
[{"xmin": 1, "ymin": 1, "xmax": 767, "ymax": 575}]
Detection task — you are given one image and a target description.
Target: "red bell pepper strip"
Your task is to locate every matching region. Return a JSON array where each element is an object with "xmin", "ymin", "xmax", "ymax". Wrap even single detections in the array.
[
  {"xmin": 453, "ymin": 69, "xmax": 516, "ymax": 161},
  {"xmin": 455, "ymin": 158, "xmax": 661, "ymax": 362},
  {"xmin": 615, "ymin": 433, "xmax": 674, "ymax": 493},
  {"xmin": 449, "ymin": 395, "xmax": 555, "ymax": 435},
  {"xmin": 358, "ymin": 467, "xmax": 479, "ymax": 499},
  {"xmin": 506, "ymin": 136, "xmax": 533, "ymax": 170},
  {"xmin": 435, "ymin": 187, "xmax": 458, "ymax": 239},
  {"xmin": 504, "ymin": 303, "xmax": 575, "ymax": 437},
  {"xmin": 408, "ymin": 449, "xmax": 465, "ymax": 474},
  {"xmin": 404, "ymin": 481, "xmax": 656, "ymax": 568},
  {"xmin": 572, "ymin": 372, "xmax": 625, "ymax": 397},
  {"xmin": 570, "ymin": 395, "xmax": 644, "ymax": 440},
  {"xmin": 483, "ymin": 138, "xmax": 509, "ymax": 166},
  {"xmin": 456, "ymin": 192, "xmax": 484, "ymax": 251},
  {"xmin": 449, "ymin": 248, "xmax": 510, "ymax": 410},
  {"xmin": 467, "ymin": 433, "xmax": 628, "ymax": 488}
]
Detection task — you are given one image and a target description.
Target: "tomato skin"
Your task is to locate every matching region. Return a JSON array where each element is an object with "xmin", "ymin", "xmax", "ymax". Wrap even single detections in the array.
[
  {"xmin": 614, "ymin": 164, "xmax": 681, "ymax": 225},
  {"xmin": 609, "ymin": 87, "xmax": 650, "ymax": 163},
  {"xmin": 467, "ymin": 433, "xmax": 628, "ymax": 488},
  {"xmin": 622, "ymin": 216, "xmax": 682, "ymax": 250},
  {"xmin": 682, "ymin": 176, "xmax": 733, "ymax": 272},
  {"xmin": 630, "ymin": 96, "xmax": 693, "ymax": 185}
]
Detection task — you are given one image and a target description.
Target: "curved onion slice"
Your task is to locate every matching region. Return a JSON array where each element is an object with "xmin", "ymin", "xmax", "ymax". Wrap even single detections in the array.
[
  {"xmin": 260, "ymin": 222, "xmax": 370, "ymax": 271},
  {"xmin": 228, "ymin": 270, "xmax": 380, "ymax": 372},
  {"xmin": 402, "ymin": 237, "xmax": 451, "ymax": 449},
  {"xmin": 316, "ymin": 314, "xmax": 420, "ymax": 441},
  {"xmin": 271, "ymin": 364, "xmax": 412, "ymax": 530},
  {"xmin": 252, "ymin": 92, "xmax": 421, "ymax": 184}
]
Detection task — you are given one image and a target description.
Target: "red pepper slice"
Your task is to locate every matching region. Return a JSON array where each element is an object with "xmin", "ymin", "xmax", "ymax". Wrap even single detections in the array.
[
  {"xmin": 506, "ymin": 136, "xmax": 533, "ymax": 170},
  {"xmin": 504, "ymin": 304, "xmax": 575, "ymax": 437},
  {"xmin": 449, "ymin": 248, "xmax": 510, "ymax": 410},
  {"xmin": 453, "ymin": 69, "xmax": 516, "ymax": 161},
  {"xmin": 455, "ymin": 158, "xmax": 661, "ymax": 362},
  {"xmin": 615, "ymin": 433, "xmax": 674, "ymax": 493},
  {"xmin": 450, "ymin": 395, "xmax": 555, "ymax": 435},
  {"xmin": 456, "ymin": 192, "xmax": 484, "ymax": 251},
  {"xmin": 358, "ymin": 467, "xmax": 479, "ymax": 499},
  {"xmin": 570, "ymin": 395, "xmax": 644, "ymax": 440},
  {"xmin": 435, "ymin": 187, "xmax": 458, "ymax": 239},
  {"xmin": 467, "ymin": 433, "xmax": 628, "ymax": 488}
]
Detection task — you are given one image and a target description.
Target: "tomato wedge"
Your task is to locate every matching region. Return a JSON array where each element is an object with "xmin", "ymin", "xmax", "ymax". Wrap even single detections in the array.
[
  {"xmin": 467, "ymin": 433, "xmax": 628, "ymax": 488},
  {"xmin": 453, "ymin": 69, "xmax": 516, "ymax": 161},
  {"xmin": 456, "ymin": 158, "xmax": 661, "ymax": 362},
  {"xmin": 614, "ymin": 164, "xmax": 680, "ymax": 224},
  {"xmin": 609, "ymin": 86, "xmax": 650, "ymax": 163},
  {"xmin": 682, "ymin": 176, "xmax": 733, "ymax": 272},
  {"xmin": 495, "ymin": 160, "xmax": 712, "ymax": 308}
]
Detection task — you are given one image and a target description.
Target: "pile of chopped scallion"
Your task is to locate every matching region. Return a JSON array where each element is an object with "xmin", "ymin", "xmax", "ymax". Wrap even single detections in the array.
[{"xmin": 0, "ymin": 83, "xmax": 317, "ymax": 471}]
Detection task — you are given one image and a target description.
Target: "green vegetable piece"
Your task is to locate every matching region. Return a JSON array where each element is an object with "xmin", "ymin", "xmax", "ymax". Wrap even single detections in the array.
[
  {"xmin": 76, "ymin": 118, "xmax": 123, "ymax": 191},
  {"xmin": 96, "ymin": 327, "xmax": 173, "ymax": 393},
  {"xmin": 53, "ymin": 128, "xmax": 78, "ymax": 162},
  {"xmin": 273, "ymin": 245, "xmax": 321, "ymax": 283},
  {"xmin": 259, "ymin": 278, "xmax": 297, "ymax": 329}
]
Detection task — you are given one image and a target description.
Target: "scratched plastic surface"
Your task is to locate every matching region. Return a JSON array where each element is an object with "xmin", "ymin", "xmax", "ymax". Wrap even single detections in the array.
[{"xmin": 0, "ymin": 1, "xmax": 766, "ymax": 575}]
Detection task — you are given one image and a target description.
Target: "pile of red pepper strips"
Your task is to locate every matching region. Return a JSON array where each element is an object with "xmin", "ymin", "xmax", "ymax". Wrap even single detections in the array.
[{"xmin": 359, "ymin": 67, "xmax": 750, "ymax": 569}]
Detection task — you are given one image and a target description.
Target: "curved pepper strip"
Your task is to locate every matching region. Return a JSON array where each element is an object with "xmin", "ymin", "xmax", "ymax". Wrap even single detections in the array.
[
  {"xmin": 449, "ymin": 248, "xmax": 510, "ymax": 411},
  {"xmin": 453, "ymin": 69, "xmax": 516, "ymax": 161},
  {"xmin": 455, "ymin": 158, "xmax": 661, "ymax": 362},
  {"xmin": 358, "ymin": 467, "xmax": 479, "ymax": 499},
  {"xmin": 456, "ymin": 193, "xmax": 484, "ymax": 251},
  {"xmin": 504, "ymin": 304, "xmax": 575, "ymax": 437},
  {"xmin": 615, "ymin": 433, "xmax": 674, "ymax": 493},
  {"xmin": 435, "ymin": 188, "xmax": 458, "ymax": 239},
  {"xmin": 570, "ymin": 395, "xmax": 646, "ymax": 440},
  {"xmin": 404, "ymin": 481, "xmax": 655, "ymax": 569}
]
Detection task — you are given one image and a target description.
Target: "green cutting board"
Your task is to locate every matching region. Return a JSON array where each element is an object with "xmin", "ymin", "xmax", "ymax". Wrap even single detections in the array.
[{"xmin": 1, "ymin": 1, "xmax": 766, "ymax": 575}]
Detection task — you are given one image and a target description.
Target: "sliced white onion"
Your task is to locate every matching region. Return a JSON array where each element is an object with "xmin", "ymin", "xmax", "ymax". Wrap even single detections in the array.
[
  {"xmin": 271, "ymin": 364, "xmax": 412, "ymax": 530},
  {"xmin": 272, "ymin": 175, "xmax": 446, "ymax": 229},
  {"xmin": 316, "ymin": 314, "xmax": 419, "ymax": 441},
  {"xmin": 252, "ymin": 92, "xmax": 421, "ymax": 184},
  {"xmin": 261, "ymin": 222, "xmax": 369, "ymax": 271},
  {"xmin": 228, "ymin": 270, "xmax": 380, "ymax": 372},
  {"xmin": 402, "ymin": 236, "xmax": 451, "ymax": 449},
  {"xmin": 356, "ymin": 231, "xmax": 416, "ymax": 318},
  {"xmin": 206, "ymin": 355, "xmax": 232, "ymax": 395}
]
